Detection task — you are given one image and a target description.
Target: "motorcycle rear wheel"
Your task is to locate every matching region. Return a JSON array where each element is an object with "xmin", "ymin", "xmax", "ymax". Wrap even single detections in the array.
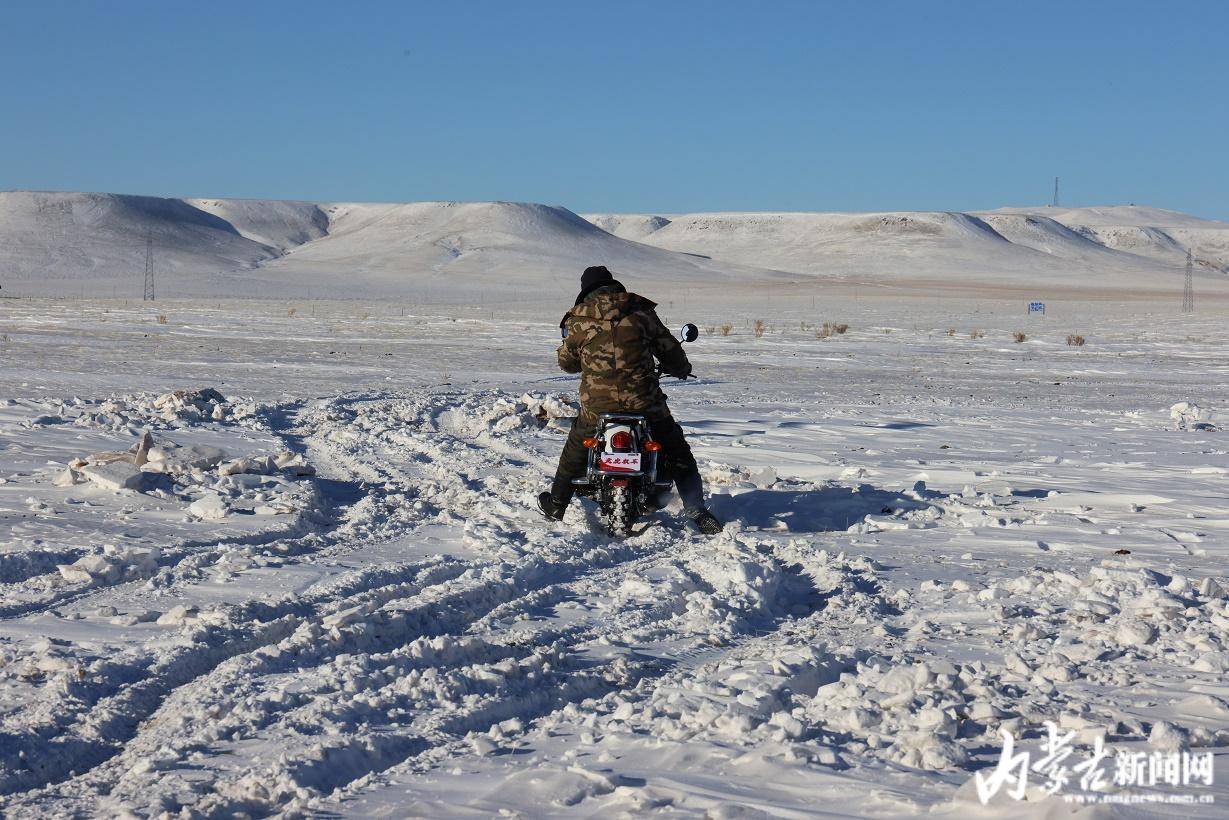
[{"xmin": 603, "ymin": 483, "xmax": 633, "ymax": 537}]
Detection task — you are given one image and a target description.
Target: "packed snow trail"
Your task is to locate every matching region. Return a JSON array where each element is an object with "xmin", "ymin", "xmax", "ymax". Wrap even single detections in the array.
[
  {"xmin": 0, "ymin": 390, "xmax": 837, "ymax": 815},
  {"xmin": 1, "ymin": 379, "xmax": 1227, "ymax": 817}
]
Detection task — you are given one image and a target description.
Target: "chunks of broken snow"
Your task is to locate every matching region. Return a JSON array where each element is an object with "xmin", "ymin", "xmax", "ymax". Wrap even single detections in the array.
[
  {"xmin": 79, "ymin": 461, "xmax": 145, "ymax": 491},
  {"xmin": 56, "ymin": 544, "xmax": 160, "ymax": 585},
  {"xmin": 1170, "ymin": 401, "xmax": 1218, "ymax": 431},
  {"xmin": 50, "ymin": 433, "xmax": 227, "ymax": 491},
  {"xmin": 935, "ymin": 562, "xmax": 1229, "ymax": 690},
  {"xmin": 45, "ymin": 423, "xmax": 317, "ymax": 523},
  {"xmin": 218, "ymin": 451, "xmax": 314, "ymax": 477},
  {"xmin": 187, "ymin": 455, "xmax": 320, "ymax": 521},
  {"xmin": 52, "ymin": 468, "xmax": 81, "ymax": 487},
  {"xmin": 275, "ymin": 451, "xmax": 315, "ymax": 476},
  {"xmin": 483, "ymin": 392, "xmax": 578, "ymax": 433},
  {"xmin": 53, "ymin": 434, "xmax": 157, "ymax": 490},
  {"xmin": 144, "ymin": 443, "xmax": 227, "ymax": 473},
  {"xmin": 806, "ymin": 658, "xmax": 973, "ymax": 770},
  {"xmin": 703, "ymin": 462, "xmax": 779, "ymax": 489},
  {"xmin": 188, "ymin": 493, "xmax": 230, "ymax": 521},
  {"xmin": 188, "ymin": 472, "xmax": 319, "ymax": 521},
  {"xmin": 153, "ymin": 387, "xmax": 229, "ymax": 422},
  {"xmin": 65, "ymin": 387, "xmax": 254, "ymax": 431},
  {"xmin": 219, "ymin": 455, "xmax": 277, "ymax": 476}
]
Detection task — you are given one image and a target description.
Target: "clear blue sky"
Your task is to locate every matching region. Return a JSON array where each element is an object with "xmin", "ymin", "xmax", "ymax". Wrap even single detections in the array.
[{"xmin": 3, "ymin": 0, "xmax": 1226, "ymax": 218}]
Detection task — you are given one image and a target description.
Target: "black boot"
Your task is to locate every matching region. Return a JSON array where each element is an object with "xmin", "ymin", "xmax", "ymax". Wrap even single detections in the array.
[
  {"xmin": 538, "ymin": 491, "xmax": 568, "ymax": 521},
  {"xmin": 690, "ymin": 508, "xmax": 723, "ymax": 535},
  {"xmin": 645, "ymin": 487, "xmax": 672, "ymax": 511}
]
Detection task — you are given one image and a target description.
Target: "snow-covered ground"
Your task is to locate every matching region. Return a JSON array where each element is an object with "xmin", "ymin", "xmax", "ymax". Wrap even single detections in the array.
[{"xmin": 1, "ymin": 296, "xmax": 1227, "ymax": 817}]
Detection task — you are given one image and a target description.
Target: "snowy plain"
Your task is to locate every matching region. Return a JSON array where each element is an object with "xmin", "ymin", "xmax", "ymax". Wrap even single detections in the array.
[
  {"xmin": 3, "ymin": 189, "xmax": 1229, "ymax": 816},
  {"xmin": 1, "ymin": 283, "xmax": 1227, "ymax": 817}
]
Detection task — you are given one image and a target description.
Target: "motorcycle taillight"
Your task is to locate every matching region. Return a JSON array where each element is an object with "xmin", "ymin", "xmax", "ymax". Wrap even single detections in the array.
[{"xmin": 610, "ymin": 431, "xmax": 633, "ymax": 451}]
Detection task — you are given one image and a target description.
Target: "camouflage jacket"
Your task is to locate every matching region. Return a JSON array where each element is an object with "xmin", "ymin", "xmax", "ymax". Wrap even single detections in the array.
[{"xmin": 557, "ymin": 285, "xmax": 690, "ymax": 414}]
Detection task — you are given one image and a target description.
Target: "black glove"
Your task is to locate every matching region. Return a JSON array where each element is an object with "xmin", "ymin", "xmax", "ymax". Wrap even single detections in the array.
[{"xmin": 666, "ymin": 362, "xmax": 693, "ymax": 379}]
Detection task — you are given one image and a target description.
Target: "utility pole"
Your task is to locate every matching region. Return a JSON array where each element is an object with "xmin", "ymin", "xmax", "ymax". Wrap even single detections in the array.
[
  {"xmin": 1183, "ymin": 249, "xmax": 1194, "ymax": 313},
  {"xmin": 143, "ymin": 236, "xmax": 155, "ymax": 301},
  {"xmin": 1052, "ymin": 176, "xmax": 1060, "ymax": 208}
]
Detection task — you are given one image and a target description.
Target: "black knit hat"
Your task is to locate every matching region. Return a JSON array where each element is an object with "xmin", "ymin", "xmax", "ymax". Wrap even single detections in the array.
[
  {"xmin": 574, "ymin": 266, "xmax": 624, "ymax": 305},
  {"xmin": 579, "ymin": 265, "xmax": 613, "ymax": 296}
]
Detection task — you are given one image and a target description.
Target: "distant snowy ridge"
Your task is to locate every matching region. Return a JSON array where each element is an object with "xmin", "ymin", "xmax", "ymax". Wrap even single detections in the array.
[
  {"xmin": 585, "ymin": 205, "xmax": 1229, "ymax": 282},
  {"xmin": 0, "ymin": 191, "xmax": 279, "ymax": 282},
  {"xmin": 983, "ymin": 205, "xmax": 1229, "ymax": 271},
  {"xmin": 3, "ymin": 190, "xmax": 1228, "ymax": 300},
  {"xmin": 0, "ymin": 192, "xmax": 776, "ymax": 299},
  {"xmin": 581, "ymin": 213, "xmax": 673, "ymax": 242},
  {"xmin": 185, "ymin": 198, "xmax": 329, "ymax": 252}
]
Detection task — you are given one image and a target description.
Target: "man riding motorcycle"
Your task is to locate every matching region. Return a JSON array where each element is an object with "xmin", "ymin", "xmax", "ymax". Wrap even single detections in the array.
[{"xmin": 537, "ymin": 265, "xmax": 723, "ymax": 535}]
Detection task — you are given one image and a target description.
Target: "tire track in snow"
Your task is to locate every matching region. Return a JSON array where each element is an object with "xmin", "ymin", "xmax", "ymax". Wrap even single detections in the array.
[
  {"xmin": 31, "ymin": 526, "xmax": 682, "ymax": 813},
  {"xmin": 4, "ymin": 390, "xmax": 861, "ymax": 817},
  {"xmin": 0, "ymin": 392, "xmax": 654, "ymax": 809},
  {"xmin": 0, "ymin": 555, "xmax": 472, "ymax": 798},
  {"xmin": 151, "ymin": 532, "xmax": 840, "ymax": 816},
  {"xmin": 0, "ymin": 398, "xmax": 445, "ymax": 799},
  {"xmin": 0, "ymin": 399, "xmax": 364, "ymax": 623}
]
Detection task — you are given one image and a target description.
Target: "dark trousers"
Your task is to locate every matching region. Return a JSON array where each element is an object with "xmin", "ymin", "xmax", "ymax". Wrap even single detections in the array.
[{"xmin": 551, "ymin": 409, "xmax": 705, "ymax": 513}]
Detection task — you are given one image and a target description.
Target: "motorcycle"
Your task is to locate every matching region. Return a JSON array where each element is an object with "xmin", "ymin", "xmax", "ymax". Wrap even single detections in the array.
[{"xmin": 568, "ymin": 322, "xmax": 699, "ymax": 536}]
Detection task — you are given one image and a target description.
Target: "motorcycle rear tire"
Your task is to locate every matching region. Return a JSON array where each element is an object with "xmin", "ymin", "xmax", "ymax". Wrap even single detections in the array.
[{"xmin": 603, "ymin": 483, "xmax": 633, "ymax": 537}]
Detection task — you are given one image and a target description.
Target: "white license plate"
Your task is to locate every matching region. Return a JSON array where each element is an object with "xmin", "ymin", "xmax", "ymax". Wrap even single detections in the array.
[{"xmin": 599, "ymin": 452, "xmax": 642, "ymax": 472}]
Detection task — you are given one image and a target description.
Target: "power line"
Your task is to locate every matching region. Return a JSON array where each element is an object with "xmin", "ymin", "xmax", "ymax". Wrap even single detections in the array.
[
  {"xmin": 1183, "ymin": 249, "xmax": 1194, "ymax": 313},
  {"xmin": 143, "ymin": 235, "xmax": 155, "ymax": 301}
]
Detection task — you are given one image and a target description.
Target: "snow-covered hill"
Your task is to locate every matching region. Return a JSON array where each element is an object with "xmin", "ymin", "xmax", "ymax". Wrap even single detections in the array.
[
  {"xmin": 249, "ymin": 201, "xmax": 773, "ymax": 301},
  {"xmin": 4, "ymin": 191, "xmax": 1228, "ymax": 300},
  {"xmin": 0, "ymin": 192, "xmax": 280, "ymax": 295},
  {"xmin": 185, "ymin": 198, "xmax": 329, "ymax": 252},
  {"xmin": 0, "ymin": 193, "xmax": 774, "ymax": 300},
  {"xmin": 591, "ymin": 209, "xmax": 1162, "ymax": 284},
  {"xmin": 582, "ymin": 213, "xmax": 673, "ymax": 242},
  {"xmin": 587, "ymin": 205, "xmax": 1229, "ymax": 288},
  {"xmin": 984, "ymin": 205, "xmax": 1229, "ymax": 271}
]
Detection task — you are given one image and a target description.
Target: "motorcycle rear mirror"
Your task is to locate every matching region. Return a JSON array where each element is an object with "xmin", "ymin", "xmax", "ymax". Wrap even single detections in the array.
[{"xmin": 679, "ymin": 323, "xmax": 699, "ymax": 343}]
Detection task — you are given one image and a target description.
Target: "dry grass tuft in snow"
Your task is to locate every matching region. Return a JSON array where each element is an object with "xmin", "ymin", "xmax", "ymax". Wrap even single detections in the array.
[{"xmin": 817, "ymin": 322, "xmax": 851, "ymax": 339}]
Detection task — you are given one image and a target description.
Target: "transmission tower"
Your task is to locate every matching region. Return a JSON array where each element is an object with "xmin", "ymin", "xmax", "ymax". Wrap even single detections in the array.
[
  {"xmin": 1182, "ymin": 249, "xmax": 1194, "ymax": 313},
  {"xmin": 143, "ymin": 236, "xmax": 155, "ymax": 301},
  {"xmin": 1052, "ymin": 176, "xmax": 1060, "ymax": 207}
]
